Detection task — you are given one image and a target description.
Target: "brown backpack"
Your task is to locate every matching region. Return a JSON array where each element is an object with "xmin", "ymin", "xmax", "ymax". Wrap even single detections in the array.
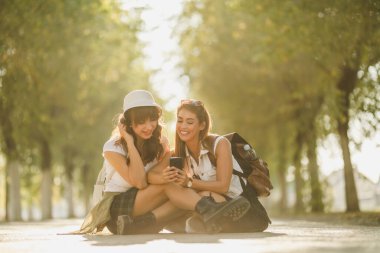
[{"xmin": 204, "ymin": 132, "xmax": 273, "ymax": 197}]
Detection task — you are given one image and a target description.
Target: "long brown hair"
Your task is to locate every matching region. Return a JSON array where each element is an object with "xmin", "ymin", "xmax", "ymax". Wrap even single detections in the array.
[
  {"xmin": 116, "ymin": 106, "xmax": 164, "ymax": 165},
  {"xmin": 174, "ymin": 99, "xmax": 212, "ymax": 159}
]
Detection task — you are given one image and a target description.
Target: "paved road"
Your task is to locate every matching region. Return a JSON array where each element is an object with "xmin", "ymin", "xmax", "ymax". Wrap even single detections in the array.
[{"xmin": 0, "ymin": 218, "xmax": 379, "ymax": 253}]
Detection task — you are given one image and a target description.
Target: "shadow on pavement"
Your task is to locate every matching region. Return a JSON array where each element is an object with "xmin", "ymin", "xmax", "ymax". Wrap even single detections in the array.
[{"xmin": 82, "ymin": 231, "xmax": 285, "ymax": 246}]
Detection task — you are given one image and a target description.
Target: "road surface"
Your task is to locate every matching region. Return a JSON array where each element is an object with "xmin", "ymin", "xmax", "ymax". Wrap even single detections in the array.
[{"xmin": 0, "ymin": 218, "xmax": 379, "ymax": 253}]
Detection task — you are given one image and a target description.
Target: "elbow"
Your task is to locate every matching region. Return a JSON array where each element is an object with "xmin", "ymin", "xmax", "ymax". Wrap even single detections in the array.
[
  {"xmin": 146, "ymin": 174, "xmax": 153, "ymax": 184},
  {"xmin": 220, "ymin": 182, "xmax": 230, "ymax": 194},
  {"xmin": 126, "ymin": 170, "xmax": 148, "ymax": 189},
  {"xmin": 221, "ymin": 186, "xmax": 229, "ymax": 194},
  {"xmin": 146, "ymin": 171, "xmax": 159, "ymax": 184},
  {"xmin": 132, "ymin": 176, "xmax": 148, "ymax": 189},
  {"xmin": 218, "ymin": 183, "xmax": 230, "ymax": 194},
  {"xmin": 135, "ymin": 181, "xmax": 148, "ymax": 190}
]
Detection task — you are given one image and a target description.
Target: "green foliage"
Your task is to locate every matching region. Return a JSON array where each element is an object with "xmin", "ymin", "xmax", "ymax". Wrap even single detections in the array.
[
  {"xmin": 0, "ymin": 0, "xmax": 150, "ymax": 212},
  {"xmin": 178, "ymin": 0, "xmax": 380, "ymax": 211}
]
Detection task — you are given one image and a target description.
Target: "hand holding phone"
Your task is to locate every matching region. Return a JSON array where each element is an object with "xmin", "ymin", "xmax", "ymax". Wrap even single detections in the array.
[{"xmin": 170, "ymin": 157, "xmax": 183, "ymax": 170}]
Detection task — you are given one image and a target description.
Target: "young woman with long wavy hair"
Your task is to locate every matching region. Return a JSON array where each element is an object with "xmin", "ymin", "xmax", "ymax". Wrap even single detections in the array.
[{"xmin": 78, "ymin": 90, "xmax": 250, "ymax": 235}]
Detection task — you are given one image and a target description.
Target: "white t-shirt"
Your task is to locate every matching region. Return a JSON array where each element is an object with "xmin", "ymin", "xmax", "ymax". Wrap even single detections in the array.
[
  {"xmin": 102, "ymin": 136, "xmax": 157, "ymax": 192},
  {"xmin": 185, "ymin": 136, "xmax": 245, "ymax": 198}
]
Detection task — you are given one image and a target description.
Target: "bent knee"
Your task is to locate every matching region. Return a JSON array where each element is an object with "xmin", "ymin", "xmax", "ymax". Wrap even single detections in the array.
[
  {"xmin": 198, "ymin": 191, "xmax": 211, "ymax": 197},
  {"xmin": 147, "ymin": 184, "xmax": 166, "ymax": 192},
  {"xmin": 198, "ymin": 191, "xmax": 226, "ymax": 202}
]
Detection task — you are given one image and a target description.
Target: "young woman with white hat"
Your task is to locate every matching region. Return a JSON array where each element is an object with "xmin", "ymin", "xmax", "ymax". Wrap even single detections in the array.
[{"xmin": 78, "ymin": 90, "xmax": 250, "ymax": 235}]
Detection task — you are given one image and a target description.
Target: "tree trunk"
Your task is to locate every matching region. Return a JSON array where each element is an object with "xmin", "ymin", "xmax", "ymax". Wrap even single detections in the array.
[
  {"xmin": 5, "ymin": 169, "xmax": 9, "ymax": 222},
  {"xmin": 24, "ymin": 168, "xmax": 34, "ymax": 221},
  {"xmin": 278, "ymin": 165, "xmax": 288, "ymax": 211},
  {"xmin": 306, "ymin": 129, "xmax": 324, "ymax": 212},
  {"xmin": 82, "ymin": 163, "xmax": 91, "ymax": 212},
  {"xmin": 1, "ymin": 113, "xmax": 22, "ymax": 221},
  {"xmin": 28, "ymin": 199, "xmax": 34, "ymax": 221},
  {"xmin": 293, "ymin": 132, "xmax": 304, "ymax": 213},
  {"xmin": 40, "ymin": 139, "xmax": 53, "ymax": 220},
  {"xmin": 7, "ymin": 160, "xmax": 22, "ymax": 221},
  {"xmin": 337, "ymin": 122, "xmax": 360, "ymax": 212},
  {"xmin": 276, "ymin": 134, "xmax": 288, "ymax": 211},
  {"xmin": 64, "ymin": 179, "xmax": 74, "ymax": 218},
  {"xmin": 63, "ymin": 148, "xmax": 75, "ymax": 218},
  {"xmin": 336, "ymin": 66, "xmax": 360, "ymax": 212}
]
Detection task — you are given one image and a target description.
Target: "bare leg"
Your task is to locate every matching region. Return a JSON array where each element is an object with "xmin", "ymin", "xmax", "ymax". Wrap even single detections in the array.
[
  {"xmin": 133, "ymin": 183, "xmax": 201, "ymax": 216},
  {"xmin": 163, "ymin": 182, "xmax": 202, "ymax": 210},
  {"xmin": 151, "ymin": 201, "xmax": 187, "ymax": 225},
  {"xmin": 133, "ymin": 184, "xmax": 168, "ymax": 216},
  {"xmin": 117, "ymin": 183, "xmax": 250, "ymax": 234},
  {"xmin": 116, "ymin": 183, "xmax": 199, "ymax": 234},
  {"xmin": 198, "ymin": 191, "xmax": 226, "ymax": 203},
  {"xmin": 134, "ymin": 183, "xmax": 229, "ymax": 216}
]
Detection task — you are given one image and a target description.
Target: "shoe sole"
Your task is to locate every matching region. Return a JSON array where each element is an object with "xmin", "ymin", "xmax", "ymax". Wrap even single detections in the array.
[
  {"xmin": 223, "ymin": 197, "xmax": 251, "ymax": 221},
  {"xmin": 204, "ymin": 196, "xmax": 251, "ymax": 225}
]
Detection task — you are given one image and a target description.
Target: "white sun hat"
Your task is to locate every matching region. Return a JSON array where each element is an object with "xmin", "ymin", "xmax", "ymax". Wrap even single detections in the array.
[{"xmin": 123, "ymin": 90, "xmax": 161, "ymax": 112}]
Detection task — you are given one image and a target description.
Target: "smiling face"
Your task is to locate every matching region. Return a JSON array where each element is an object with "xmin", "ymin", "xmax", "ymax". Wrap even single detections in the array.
[
  {"xmin": 132, "ymin": 118, "xmax": 158, "ymax": 140},
  {"xmin": 174, "ymin": 100, "xmax": 211, "ymax": 158},
  {"xmin": 124, "ymin": 106, "xmax": 161, "ymax": 141},
  {"xmin": 176, "ymin": 108, "xmax": 205, "ymax": 143}
]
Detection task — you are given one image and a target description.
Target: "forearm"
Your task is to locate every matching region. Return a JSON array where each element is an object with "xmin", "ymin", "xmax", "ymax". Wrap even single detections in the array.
[
  {"xmin": 191, "ymin": 178, "xmax": 230, "ymax": 194},
  {"xmin": 147, "ymin": 170, "xmax": 166, "ymax": 184},
  {"xmin": 146, "ymin": 148, "xmax": 170, "ymax": 184},
  {"xmin": 126, "ymin": 141, "xmax": 147, "ymax": 188}
]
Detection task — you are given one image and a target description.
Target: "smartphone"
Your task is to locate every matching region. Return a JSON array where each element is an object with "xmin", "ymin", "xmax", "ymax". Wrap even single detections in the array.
[{"xmin": 170, "ymin": 157, "xmax": 183, "ymax": 170}]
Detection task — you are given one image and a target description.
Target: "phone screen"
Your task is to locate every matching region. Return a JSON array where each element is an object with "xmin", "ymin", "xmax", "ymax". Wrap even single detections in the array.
[{"xmin": 170, "ymin": 157, "xmax": 183, "ymax": 170}]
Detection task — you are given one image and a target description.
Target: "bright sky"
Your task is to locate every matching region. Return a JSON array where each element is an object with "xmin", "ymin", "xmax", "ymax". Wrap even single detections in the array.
[
  {"xmin": 124, "ymin": 0, "xmax": 380, "ymax": 183},
  {"xmin": 318, "ymin": 132, "xmax": 380, "ymax": 183},
  {"xmin": 123, "ymin": 0, "xmax": 188, "ymax": 111}
]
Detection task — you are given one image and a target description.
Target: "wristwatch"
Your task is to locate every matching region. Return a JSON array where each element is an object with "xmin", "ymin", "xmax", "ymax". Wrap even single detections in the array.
[{"xmin": 186, "ymin": 177, "xmax": 193, "ymax": 188}]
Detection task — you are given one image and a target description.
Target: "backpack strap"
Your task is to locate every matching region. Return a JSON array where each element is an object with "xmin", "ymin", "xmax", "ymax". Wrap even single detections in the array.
[
  {"xmin": 203, "ymin": 134, "xmax": 219, "ymax": 166},
  {"xmin": 205, "ymin": 134, "xmax": 248, "ymax": 191},
  {"xmin": 213, "ymin": 136, "xmax": 224, "ymax": 154}
]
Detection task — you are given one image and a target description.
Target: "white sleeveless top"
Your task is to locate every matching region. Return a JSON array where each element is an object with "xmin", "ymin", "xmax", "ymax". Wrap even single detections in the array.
[
  {"xmin": 102, "ymin": 136, "xmax": 157, "ymax": 192},
  {"xmin": 185, "ymin": 136, "xmax": 246, "ymax": 198}
]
